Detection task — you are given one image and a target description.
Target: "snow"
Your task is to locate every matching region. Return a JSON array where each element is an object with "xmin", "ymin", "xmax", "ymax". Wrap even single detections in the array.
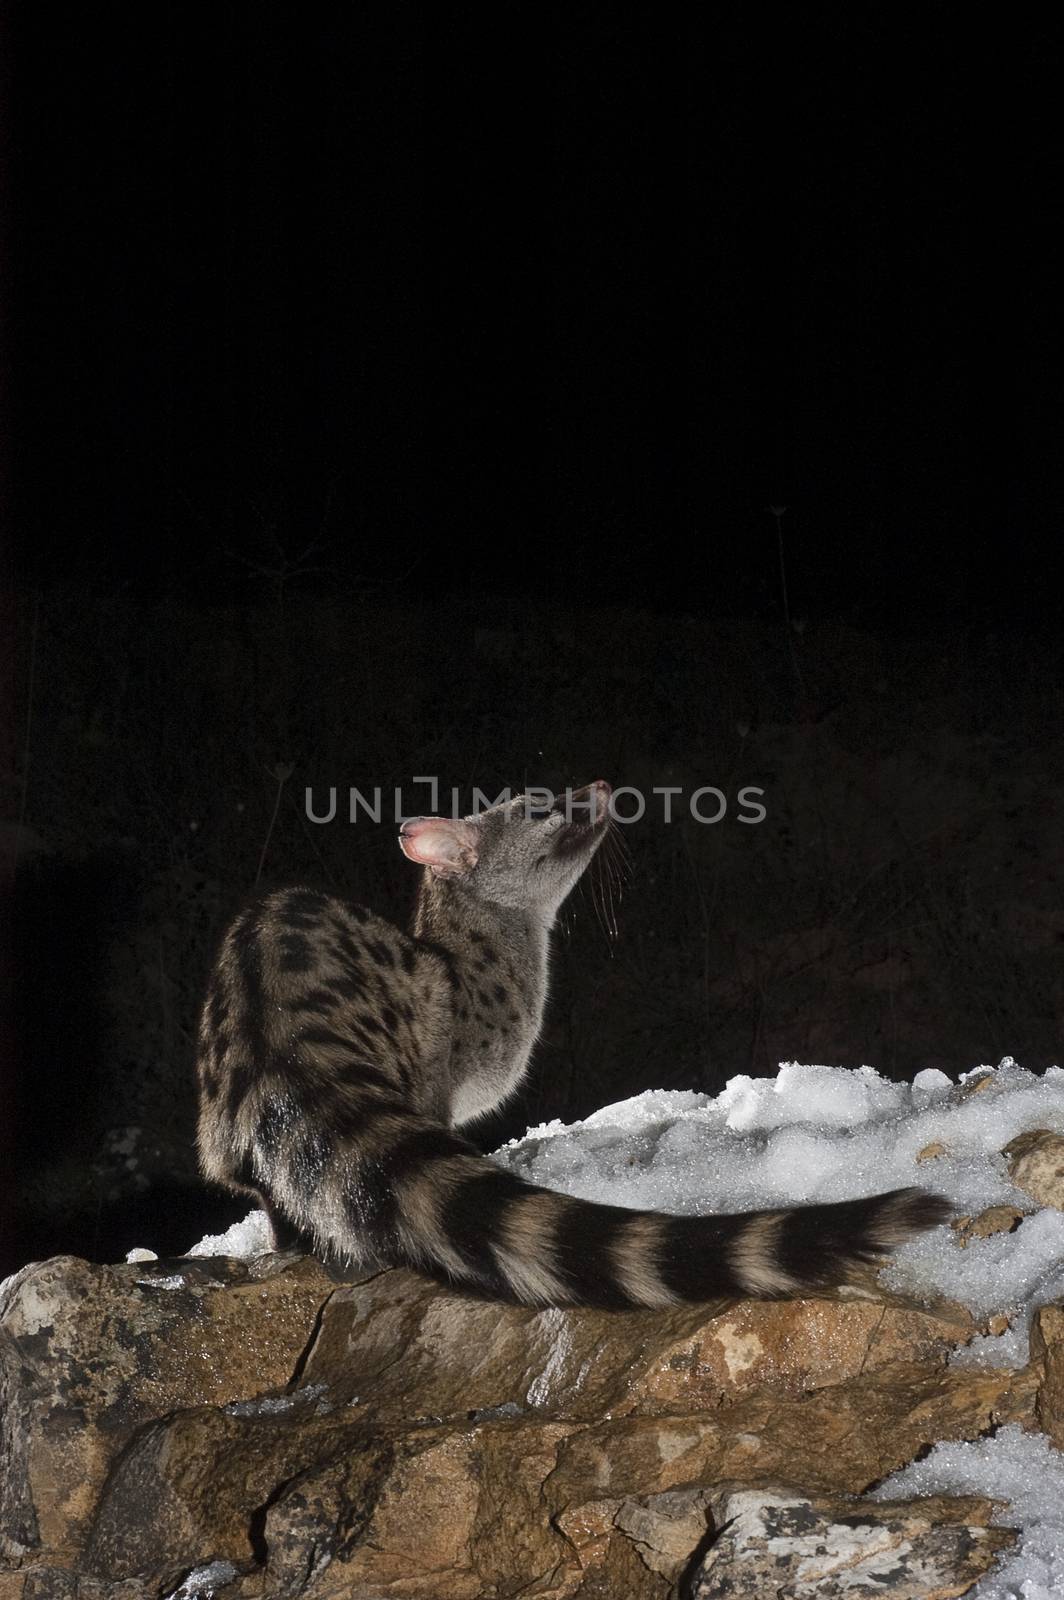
[
  {"xmin": 185, "ymin": 1208, "xmax": 273, "ymax": 1259},
  {"xmin": 224, "ymin": 1384, "xmax": 329, "ymax": 1417},
  {"xmin": 875, "ymin": 1426, "xmax": 1064, "ymax": 1599},
  {"xmin": 163, "ymin": 1560, "xmax": 239, "ymax": 1599},
  {"xmin": 496, "ymin": 1057, "xmax": 1064, "ymax": 1330},
  {"xmin": 162, "ymin": 1055, "xmax": 1064, "ymax": 1593}
]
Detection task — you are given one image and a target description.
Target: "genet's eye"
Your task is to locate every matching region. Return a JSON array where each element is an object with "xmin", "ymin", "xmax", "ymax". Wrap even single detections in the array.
[{"xmin": 527, "ymin": 805, "xmax": 553, "ymax": 821}]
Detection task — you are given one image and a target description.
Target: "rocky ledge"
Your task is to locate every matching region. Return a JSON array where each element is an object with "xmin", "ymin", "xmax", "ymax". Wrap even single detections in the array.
[{"xmin": 1, "ymin": 1206, "xmax": 1060, "ymax": 1600}]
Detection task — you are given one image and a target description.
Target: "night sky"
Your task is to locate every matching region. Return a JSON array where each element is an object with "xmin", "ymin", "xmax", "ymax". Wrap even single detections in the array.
[{"xmin": 5, "ymin": 11, "xmax": 1057, "ymax": 622}]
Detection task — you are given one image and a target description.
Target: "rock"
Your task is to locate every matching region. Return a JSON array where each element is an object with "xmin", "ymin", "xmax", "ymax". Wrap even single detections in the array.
[
  {"xmin": 544, "ymin": 1362, "xmax": 1034, "ymax": 1508},
  {"xmin": 612, "ymin": 1487, "xmax": 714, "ymax": 1579},
  {"xmin": 0, "ymin": 1254, "xmax": 1042, "ymax": 1597},
  {"xmin": 917, "ymin": 1140, "xmax": 948, "ymax": 1162},
  {"xmin": 689, "ymin": 1485, "xmax": 1017, "ymax": 1599},
  {"xmin": 1005, "ymin": 1129, "xmax": 1064, "ymax": 1209},
  {"xmin": 958, "ymin": 1072, "xmax": 997, "ymax": 1097},
  {"xmin": 555, "ymin": 1488, "xmax": 712, "ymax": 1596},
  {"xmin": 1031, "ymin": 1302, "xmax": 1064, "ymax": 1450},
  {"xmin": 295, "ymin": 1268, "xmax": 974, "ymax": 1420},
  {"xmin": 0, "ymin": 1252, "xmax": 334, "ymax": 1563},
  {"xmin": 950, "ymin": 1205, "xmax": 1025, "ymax": 1247}
]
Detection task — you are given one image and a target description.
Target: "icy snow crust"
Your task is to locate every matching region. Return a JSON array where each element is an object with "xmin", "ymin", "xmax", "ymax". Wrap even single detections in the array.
[{"xmin": 182, "ymin": 1058, "xmax": 1064, "ymax": 1598}]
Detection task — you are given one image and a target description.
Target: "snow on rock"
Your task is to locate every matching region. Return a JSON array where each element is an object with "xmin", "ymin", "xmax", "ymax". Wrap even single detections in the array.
[
  {"xmin": 875, "ymin": 1425, "xmax": 1064, "ymax": 1600},
  {"xmin": 185, "ymin": 1208, "xmax": 273, "ymax": 1260},
  {"xmin": 496, "ymin": 1056, "xmax": 1064, "ymax": 1323},
  {"xmin": 163, "ymin": 1560, "xmax": 240, "ymax": 1599}
]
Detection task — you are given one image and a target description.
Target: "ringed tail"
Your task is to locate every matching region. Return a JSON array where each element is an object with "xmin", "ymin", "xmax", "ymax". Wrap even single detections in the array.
[{"xmin": 255, "ymin": 1102, "xmax": 951, "ymax": 1308}]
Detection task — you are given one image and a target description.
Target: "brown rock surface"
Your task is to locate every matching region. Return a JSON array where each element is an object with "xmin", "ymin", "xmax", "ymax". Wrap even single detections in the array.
[
  {"xmin": 0, "ymin": 1252, "xmax": 1044, "ymax": 1598},
  {"xmin": 1031, "ymin": 1302, "xmax": 1064, "ymax": 1450},
  {"xmin": 0, "ymin": 1252, "xmax": 334, "ymax": 1563},
  {"xmin": 950, "ymin": 1205, "xmax": 1025, "ymax": 1246},
  {"xmin": 295, "ymin": 1268, "xmax": 974, "ymax": 1420}
]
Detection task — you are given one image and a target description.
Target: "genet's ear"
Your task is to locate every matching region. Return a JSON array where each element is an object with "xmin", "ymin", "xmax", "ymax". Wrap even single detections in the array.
[{"xmin": 398, "ymin": 816, "xmax": 479, "ymax": 877}]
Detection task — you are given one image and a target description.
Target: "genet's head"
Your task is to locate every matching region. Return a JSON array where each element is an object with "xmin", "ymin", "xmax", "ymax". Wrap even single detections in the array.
[{"xmin": 399, "ymin": 781, "xmax": 612, "ymax": 920}]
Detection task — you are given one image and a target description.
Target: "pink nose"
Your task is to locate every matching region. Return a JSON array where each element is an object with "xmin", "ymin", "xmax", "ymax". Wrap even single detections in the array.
[{"xmin": 571, "ymin": 779, "xmax": 611, "ymax": 821}]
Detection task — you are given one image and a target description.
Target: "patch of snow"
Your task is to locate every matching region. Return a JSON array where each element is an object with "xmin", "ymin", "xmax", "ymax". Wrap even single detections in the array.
[
  {"xmin": 136, "ymin": 1273, "xmax": 186, "ymax": 1290},
  {"xmin": 495, "ymin": 1057, "xmax": 1064, "ymax": 1324},
  {"xmin": 874, "ymin": 1425, "xmax": 1064, "ymax": 1599},
  {"xmin": 163, "ymin": 1559, "xmax": 239, "ymax": 1598},
  {"xmin": 185, "ymin": 1208, "xmax": 273, "ymax": 1259},
  {"xmin": 125, "ymin": 1246, "xmax": 158, "ymax": 1263}
]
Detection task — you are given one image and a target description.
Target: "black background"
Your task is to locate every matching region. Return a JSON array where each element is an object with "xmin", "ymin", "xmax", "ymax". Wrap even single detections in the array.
[
  {"xmin": 2, "ymin": 9, "xmax": 1061, "ymax": 1273},
  {"xmin": 7, "ymin": 11, "xmax": 1057, "ymax": 617}
]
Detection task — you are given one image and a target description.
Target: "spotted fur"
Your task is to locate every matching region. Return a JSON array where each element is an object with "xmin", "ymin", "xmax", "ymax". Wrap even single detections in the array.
[{"xmin": 196, "ymin": 782, "xmax": 950, "ymax": 1307}]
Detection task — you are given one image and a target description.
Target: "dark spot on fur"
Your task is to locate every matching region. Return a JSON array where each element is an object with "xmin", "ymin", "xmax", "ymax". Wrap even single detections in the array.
[
  {"xmin": 437, "ymin": 1167, "xmax": 531, "ymax": 1297},
  {"xmin": 335, "ymin": 1060, "xmax": 403, "ymax": 1098},
  {"xmin": 354, "ymin": 1123, "xmax": 475, "ymax": 1239},
  {"xmin": 367, "ymin": 939, "xmax": 395, "ymax": 968},
  {"xmin": 284, "ymin": 888, "xmax": 330, "ymax": 914},
  {"xmin": 332, "ymin": 931, "xmax": 365, "ymax": 968},
  {"xmin": 552, "ymin": 1202, "xmax": 653, "ymax": 1309},
  {"xmin": 400, "ymin": 946, "xmax": 417, "ymax": 975},
  {"xmin": 278, "ymin": 890, "xmax": 329, "ymax": 930},
  {"xmin": 492, "ymin": 982, "xmax": 507, "ymax": 1004},
  {"xmin": 296, "ymin": 1025, "xmax": 362, "ymax": 1055},
  {"xmin": 289, "ymin": 987, "xmax": 343, "ymax": 1016},
  {"xmin": 207, "ymin": 988, "xmax": 229, "ymax": 1032},
  {"xmin": 278, "ymin": 932, "xmax": 313, "ymax": 973},
  {"xmin": 415, "ymin": 937, "xmax": 460, "ymax": 990}
]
